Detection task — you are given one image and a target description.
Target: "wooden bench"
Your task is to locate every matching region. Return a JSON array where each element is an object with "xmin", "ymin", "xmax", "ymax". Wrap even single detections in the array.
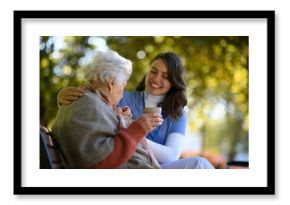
[{"xmin": 40, "ymin": 125, "xmax": 65, "ymax": 169}]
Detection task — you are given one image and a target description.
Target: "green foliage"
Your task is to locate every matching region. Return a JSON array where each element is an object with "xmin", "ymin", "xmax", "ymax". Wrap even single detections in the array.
[{"xmin": 40, "ymin": 36, "xmax": 248, "ymax": 161}]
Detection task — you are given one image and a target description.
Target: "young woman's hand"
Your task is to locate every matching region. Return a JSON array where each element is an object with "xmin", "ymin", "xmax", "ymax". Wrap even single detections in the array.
[
  {"xmin": 57, "ymin": 87, "xmax": 84, "ymax": 107},
  {"xmin": 136, "ymin": 113, "xmax": 163, "ymax": 133}
]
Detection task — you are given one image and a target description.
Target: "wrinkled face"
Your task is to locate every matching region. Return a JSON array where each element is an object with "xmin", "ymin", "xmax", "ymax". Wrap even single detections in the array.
[
  {"xmin": 145, "ymin": 59, "xmax": 171, "ymax": 96},
  {"xmin": 111, "ymin": 81, "xmax": 127, "ymax": 105}
]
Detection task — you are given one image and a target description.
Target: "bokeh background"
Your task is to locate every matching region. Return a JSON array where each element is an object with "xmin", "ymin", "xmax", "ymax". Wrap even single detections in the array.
[{"xmin": 40, "ymin": 36, "xmax": 249, "ymax": 168}]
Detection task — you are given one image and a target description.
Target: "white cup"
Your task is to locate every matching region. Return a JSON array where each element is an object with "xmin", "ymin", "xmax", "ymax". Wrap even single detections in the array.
[{"xmin": 143, "ymin": 107, "xmax": 162, "ymax": 115}]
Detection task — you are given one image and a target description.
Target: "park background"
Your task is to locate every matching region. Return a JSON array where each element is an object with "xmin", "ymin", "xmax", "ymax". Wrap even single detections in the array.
[{"xmin": 40, "ymin": 36, "xmax": 249, "ymax": 168}]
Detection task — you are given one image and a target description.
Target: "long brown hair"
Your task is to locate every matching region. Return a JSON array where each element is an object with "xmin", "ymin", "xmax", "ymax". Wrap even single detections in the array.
[{"xmin": 136, "ymin": 52, "xmax": 187, "ymax": 119}]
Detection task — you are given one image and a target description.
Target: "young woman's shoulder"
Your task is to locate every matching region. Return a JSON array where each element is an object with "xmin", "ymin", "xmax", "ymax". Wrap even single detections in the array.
[
  {"xmin": 123, "ymin": 91, "xmax": 142, "ymax": 98},
  {"xmin": 119, "ymin": 91, "xmax": 143, "ymax": 107}
]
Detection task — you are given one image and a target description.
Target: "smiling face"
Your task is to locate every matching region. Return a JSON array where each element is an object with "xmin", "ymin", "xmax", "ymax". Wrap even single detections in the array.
[{"xmin": 145, "ymin": 59, "xmax": 171, "ymax": 96}]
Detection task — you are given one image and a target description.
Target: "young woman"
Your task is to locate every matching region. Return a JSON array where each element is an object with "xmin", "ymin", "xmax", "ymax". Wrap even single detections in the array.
[{"xmin": 57, "ymin": 52, "xmax": 214, "ymax": 169}]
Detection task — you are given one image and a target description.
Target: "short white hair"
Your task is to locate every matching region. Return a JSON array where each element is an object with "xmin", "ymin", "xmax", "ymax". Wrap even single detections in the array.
[{"xmin": 85, "ymin": 50, "xmax": 132, "ymax": 85}]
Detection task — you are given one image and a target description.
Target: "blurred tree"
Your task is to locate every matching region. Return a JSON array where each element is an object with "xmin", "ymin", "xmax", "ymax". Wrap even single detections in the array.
[{"xmin": 40, "ymin": 36, "xmax": 248, "ymax": 161}]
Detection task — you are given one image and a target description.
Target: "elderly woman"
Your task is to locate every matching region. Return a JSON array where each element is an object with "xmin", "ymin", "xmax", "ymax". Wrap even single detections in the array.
[{"xmin": 52, "ymin": 50, "xmax": 163, "ymax": 169}]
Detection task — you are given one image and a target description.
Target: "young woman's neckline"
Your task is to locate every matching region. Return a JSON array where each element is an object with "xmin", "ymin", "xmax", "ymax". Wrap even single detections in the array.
[{"xmin": 143, "ymin": 91, "xmax": 165, "ymax": 107}]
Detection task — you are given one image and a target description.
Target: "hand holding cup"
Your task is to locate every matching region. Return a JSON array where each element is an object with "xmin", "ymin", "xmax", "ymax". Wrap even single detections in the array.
[{"xmin": 137, "ymin": 107, "xmax": 163, "ymax": 133}]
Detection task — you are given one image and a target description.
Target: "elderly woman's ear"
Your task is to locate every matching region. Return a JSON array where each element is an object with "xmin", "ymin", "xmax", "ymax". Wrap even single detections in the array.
[{"xmin": 107, "ymin": 77, "xmax": 115, "ymax": 94}]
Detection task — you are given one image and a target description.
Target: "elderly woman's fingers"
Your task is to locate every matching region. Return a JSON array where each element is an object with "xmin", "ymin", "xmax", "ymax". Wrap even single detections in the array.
[
  {"xmin": 136, "ymin": 114, "xmax": 153, "ymax": 132},
  {"xmin": 154, "ymin": 118, "xmax": 164, "ymax": 126},
  {"xmin": 152, "ymin": 116, "xmax": 164, "ymax": 126},
  {"xmin": 146, "ymin": 113, "xmax": 163, "ymax": 125},
  {"xmin": 117, "ymin": 107, "xmax": 133, "ymax": 119},
  {"xmin": 136, "ymin": 113, "xmax": 164, "ymax": 133}
]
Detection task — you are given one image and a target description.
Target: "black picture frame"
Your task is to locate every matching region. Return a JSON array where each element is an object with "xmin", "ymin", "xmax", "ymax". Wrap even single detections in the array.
[{"xmin": 14, "ymin": 10, "xmax": 275, "ymax": 195}]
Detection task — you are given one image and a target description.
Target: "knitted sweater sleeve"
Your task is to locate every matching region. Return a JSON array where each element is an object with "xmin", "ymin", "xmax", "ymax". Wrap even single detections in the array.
[{"xmin": 90, "ymin": 121, "xmax": 146, "ymax": 168}]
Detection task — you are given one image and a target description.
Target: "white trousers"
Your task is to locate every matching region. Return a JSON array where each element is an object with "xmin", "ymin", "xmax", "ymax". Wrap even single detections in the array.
[{"xmin": 160, "ymin": 157, "xmax": 215, "ymax": 169}]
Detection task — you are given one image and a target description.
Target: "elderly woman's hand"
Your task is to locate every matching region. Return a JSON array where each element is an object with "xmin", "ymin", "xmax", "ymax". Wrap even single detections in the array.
[
  {"xmin": 136, "ymin": 113, "xmax": 163, "ymax": 133},
  {"xmin": 57, "ymin": 87, "xmax": 84, "ymax": 107},
  {"xmin": 120, "ymin": 106, "xmax": 133, "ymax": 119}
]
